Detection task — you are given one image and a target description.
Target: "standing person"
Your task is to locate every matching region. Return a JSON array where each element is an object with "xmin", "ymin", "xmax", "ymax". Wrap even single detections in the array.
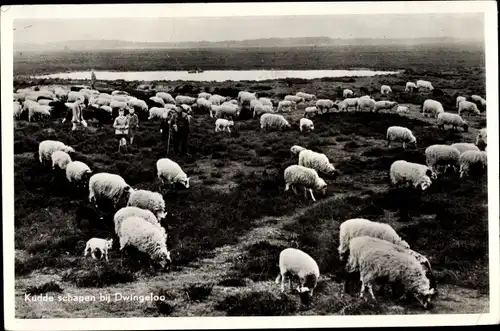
[
  {"xmin": 90, "ymin": 69, "xmax": 97, "ymax": 90},
  {"xmin": 170, "ymin": 106, "xmax": 191, "ymax": 156},
  {"xmin": 113, "ymin": 108, "xmax": 129, "ymax": 153},
  {"xmin": 127, "ymin": 107, "xmax": 139, "ymax": 145},
  {"xmin": 68, "ymin": 97, "xmax": 88, "ymax": 131}
]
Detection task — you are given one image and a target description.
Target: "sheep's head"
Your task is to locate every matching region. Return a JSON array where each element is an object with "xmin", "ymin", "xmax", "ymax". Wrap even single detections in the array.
[
  {"xmin": 228, "ymin": 120, "xmax": 234, "ymax": 127},
  {"xmin": 105, "ymin": 238, "xmax": 113, "ymax": 249},
  {"xmin": 462, "ymin": 122, "xmax": 469, "ymax": 132},
  {"xmin": 65, "ymin": 146, "xmax": 75, "ymax": 153},
  {"xmin": 178, "ymin": 177, "xmax": 190, "ymax": 189},
  {"xmin": 409, "ymin": 136, "xmax": 417, "ymax": 148},
  {"xmin": 157, "ymin": 249, "xmax": 172, "ymax": 270},
  {"xmin": 414, "ymin": 288, "xmax": 436, "ymax": 309},
  {"xmin": 316, "ymin": 178, "xmax": 327, "ymax": 194},
  {"xmin": 400, "ymin": 240, "xmax": 410, "ymax": 249},
  {"xmin": 417, "ymin": 177, "xmax": 432, "ymax": 191}
]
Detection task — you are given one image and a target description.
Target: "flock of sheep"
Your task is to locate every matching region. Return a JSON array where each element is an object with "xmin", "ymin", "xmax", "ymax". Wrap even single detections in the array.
[{"xmin": 13, "ymin": 76, "xmax": 487, "ymax": 310}]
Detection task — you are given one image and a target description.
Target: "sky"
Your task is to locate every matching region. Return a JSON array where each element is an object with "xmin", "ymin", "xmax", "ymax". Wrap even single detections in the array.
[{"xmin": 14, "ymin": 13, "xmax": 484, "ymax": 44}]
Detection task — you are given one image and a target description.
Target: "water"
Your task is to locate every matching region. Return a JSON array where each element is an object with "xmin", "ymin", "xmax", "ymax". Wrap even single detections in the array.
[{"xmin": 33, "ymin": 69, "xmax": 401, "ymax": 82}]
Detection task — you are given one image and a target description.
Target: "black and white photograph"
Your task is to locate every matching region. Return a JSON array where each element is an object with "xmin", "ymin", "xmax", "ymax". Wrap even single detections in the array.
[{"xmin": 2, "ymin": 2, "xmax": 499, "ymax": 329}]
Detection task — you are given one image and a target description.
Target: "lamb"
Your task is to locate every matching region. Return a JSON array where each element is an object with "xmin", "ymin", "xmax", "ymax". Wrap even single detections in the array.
[
  {"xmin": 450, "ymin": 143, "xmax": 480, "ymax": 155},
  {"xmin": 459, "ymin": 151, "xmax": 487, "ymax": 178},
  {"xmin": 299, "ymin": 118, "xmax": 314, "ymax": 132},
  {"xmin": 157, "ymin": 158, "xmax": 190, "ymax": 190},
  {"xmin": 66, "ymin": 161, "xmax": 92, "ymax": 187},
  {"xmin": 421, "ymin": 99, "xmax": 444, "ymax": 118},
  {"xmin": 456, "ymin": 96, "xmax": 466, "ymax": 109},
  {"xmin": 337, "ymin": 218, "xmax": 410, "ymax": 262},
  {"xmin": 340, "ymin": 98, "xmax": 359, "ymax": 112},
  {"xmin": 425, "ymin": 144, "xmax": 461, "ymax": 176},
  {"xmin": 345, "ymin": 236, "xmax": 435, "ymax": 308},
  {"xmin": 148, "ymin": 107, "xmax": 170, "ymax": 120},
  {"xmin": 213, "ymin": 104, "xmax": 240, "ymax": 120},
  {"xmin": 283, "ymin": 165, "xmax": 327, "ymax": 202},
  {"xmin": 51, "ymin": 151, "xmax": 72, "ymax": 171},
  {"xmin": 380, "ymin": 85, "xmax": 392, "ymax": 95},
  {"xmin": 356, "ymin": 97, "xmax": 376, "ymax": 112},
  {"xmin": 277, "ymin": 100, "xmax": 296, "ymax": 112},
  {"xmin": 237, "ymin": 91, "xmax": 257, "ymax": 105},
  {"xmin": 83, "ymin": 238, "xmax": 113, "ymax": 261},
  {"xmin": 437, "ymin": 112, "xmax": 469, "ymax": 132},
  {"xmin": 374, "ymin": 101, "xmax": 398, "ymax": 112},
  {"xmin": 38, "ymin": 140, "xmax": 75, "ymax": 165},
  {"xmin": 149, "ymin": 96, "xmax": 166, "ymax": 107},
  {"xmin": 416, "ymin": 80, "xmax": 434, "ymax": 92},
  {"xmin": 127, "ymin": 189, "xmax": 167, "ymax": 221},
  {"xmin": 298, "ymin": 149, "xmax": 336, "ymax": 176},
  {"xmin": 405, "ymin": 82, "xmax": 417, "ymax": 92},
  {"xmin": 215, "ymin": 118, "xmax": 234, "ymax": 133},
  {"xmin": 284, "ymin": 95, "xmax": 305, "ymax": 103},
  {"xmin": 290, "ymin": 145, "xmax": 307, "ymax": 156},
  {"xmin": 386, "ymin": 126, "xmax": 417, "ymax": 149},
  {"xmin": 156, "ymin": 92, "xmax": 176, "ymax": 104},
  {"xmin": 475, "ymin": 128, "xmax": 487, "ymax": 150},
  {"xmin": 396, "ymin": 105, "xmax": 409, "ymax": 113},
  {"xmin": 253, "ymin": 104, "xmax": 273, "ymax": 118},
  {"xmin": 275, "ymin": 248, "xmax": 320, "ymax": 302},
  {"xmin": 258, "ymin": 97, "xmax": 273, "ymax": 107},
  {"xmin": 303, "ymin": 106, "xmax": 320, "ymax": 118},
  {"xmin": 118, "ymin": 216, "xmax": 171, "ymax": 270},
  {"xmin": 29, "ymin": 104, "xmax": 52, "ymax": 122},
  {"xmin": 458, "ymin": 100, "xmax": 481, "ymax": 116},
  {"xmin": 260, "ymin": 113, "xmax": 291, "ymax": 131},
  {"xmin": 471, "ymin": 95, "xmax": 486, "ymax": 108},
  {"xmin": 343, "ymin": 89, "xmax": 354, "ymax": 98},
  {"xmin": 175, "ymin": 95, "xmax": 196, "ymax": 105},
  {"xmin": 315, "ymin": 99, "xmax": 334, "ymax": 113},
  {"xmin": 389, "ymin": 160, "xmax": 433, "ymax": 191},
  {"xmin": 88, "ymin": 173, "xmax": 133, "ymax": 208},
  {"xmin": 198, "ymin": 92, "xmax": 211, "ymax": 100},
  {"xmin": 113, "ymin": 206, "xmax": 161, "ymax": 237},
  {"xmin": 295, "ymin": 92, "xmax": 316, "ymax": 101}
]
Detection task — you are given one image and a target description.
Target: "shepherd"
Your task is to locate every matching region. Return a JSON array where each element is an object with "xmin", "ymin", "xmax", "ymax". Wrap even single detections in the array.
[{"xmin": 91, "ymin": 69, "xmax": 97, "ymax": 89}]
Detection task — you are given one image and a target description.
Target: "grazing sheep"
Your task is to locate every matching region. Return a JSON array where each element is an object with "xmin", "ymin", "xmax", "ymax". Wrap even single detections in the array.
[
  {"xmin": 389, "ymin": 160, "xmax": 433, "ymax": 191},
  {"xmin": 284, "ymin": 165, "xmax": 327, "ymax": 202},
  {"xmin": 88, "ymin": 173, "xmax": 133, "ymax": 208},
  {"xmin": 111, "ymin": 95, "xmax": 128, "ymax": 103},
  {"xmin": 118, "ymin": 216, "xmax": 171, "ymax": 269},
  {"xmin": 175, "ymin": 95, "xmax": 196, "ymax": 105},
  {"xmin": 250, "ymin": 99, "xmax": 263, "ymax": 111},
  {"xmin": 196, "ymin": 98, "xmax": 213, "ymax": 115},
  {"xmin": 343, "ymin": 89, "xmax": 354, "ymax": 98},
  {"xmin": 197, "ymin": 92, "xmax": 211, "ymax": 100},
  {"xmin": 208, "ymin": 95, "xmax": 224, "ymax": 105},
  {"xmin": 51, "ymin": 151, "xmax": 72, "ymax": 171},
  {"xmin": 157, "ymin": 158, "xmax": 190, "ymax": 190},
  {"xmin": 237, "ymin": 91, "xmax": 257, "ymax": 105},
  {"xmin": 29, "ymin": 104, "xmax": 52, "ymax": 122},
  {"xmin": 386, "ymin": 126, "xmax": 417, "ymax": 149},
  {"xmin": 296, "ymin": 92, "xmax": 316, "ymax": 101},
  {"xmin": 471, "ymin": 95, "xmax": 486, "ymax": 109},
  {"xmin": 299, "ymin": 118, "xmax": 314, "ymax": 132},
  {"xmin": 148, "ymin": 107, "xmax": 170, "ymax": 120},
  {"xmin": 374, "ymin": 101, "xmax": 398, "ymax": 112},
  {"xmin": 405, "ymin": 82, "xmax": 417, "ymax": 92},
  {"xmin": 92, "ymin": 96, "xmax": 112, "ymax": 107},
  {"xmin": 284, "ymin": 95, "xmax": 305, "ymax": 104},
  {"xmin": 156, "ymin": 92, "xmax": 176, "ymax": 104},
  {"xmin": 66, "ymin": 161, "xmax": 92, "ymax": 187},
  {"xmin": 277, "ymin": 100, "xmax": 296, "ymax": 112},
  {"xmin": 38, "ymin": 140, "xmax": 75, "ymax": 165},
  {"xmin": 337, "ymin": 218, "xmax": 410, "ymax": 261},
  {"xmin": 459, "ymin": 151, "xmax": 487, "ymax": 178},
  {"xmin": 380, "ymin": 85, "xmax": 392, "ymax": 95},
  {"xmin": 13, "ymin": 101, "xmax": 23, "ymax": 119},
  {"xmin": 345, "ymin": 236, "xmax": 435, "ymax": 308},
  {"xmin": 149, "ymin": 96, "xmax": 166, "ymax": 107},
  {"xmin": 458, "ymin": 100, "xmax": 481, "ymax": 116},
  {"xmin": 421, "ymin": 99, "xmax": 444, "ymax": 118},
  {"xmin": 303, "ymin": 106, "xmax": 319, "ymax": 118},
  {"xmin": 100, "ymin": 105, "xmax": 112, "ymax": 114},
  {"xmin": 215, "ymin": 118, "xmax": 234, "ymax": 133},
  {"xmin": 213, "ymin": 104, "xmax": 240, "ymax": 120},
  {"xmin": 275, "ymin": 248, "xmax": 320, "ymax": 302},
  {"xmin": 340, "ymin": 98, "xmax": 359, "ymax": 112},
  {"xmin": 260, "ymin": 113, "xmax": 291, "ymax": 131},
  {"xmin": 253, "ymin": 104, "xmax": 273, "ymax": 118},
  {"xmin": 298, "ymin": 149, "xmax": 336, "ymax": 176},
  {"xmin": 315, "ymin": 99, "xmax": 334, "ymax": 113},
  {"xmin": 258, "ymin": 97, "xmax": 273, "ymax": 107},
  {"xmin": 456, "ymin": 96, "xmax": 466, "ymax": 109},
  {"xmin": 290, "ymin": 145, "xmax": 307, "ymax": 157},
  {"xmin": 416, "ymin": 80, "xmax": 434, "ymax": 92},
  {"xmin": 113, "ymin": 206, "xmax": 161, "ymax": 237},
  {"xmin": 84, "ymin": 238, "xmax": 113, "ymax": 261},
  {"xmin": 356, "ymin": 97, "xmax": 376, "ymax": 112},
  {"xmin": 475, "ymin": 128, "xmax": 487, "ymax": 150},
  {"xmin": 425, "ymin": 144, "xmax": 461, "ymax": 176},
  {"xmin": 396, "ymin": 105, "xmax": 409, "ymax": 113},
  {"xmin": 128, "ymin": 98, "xmax": 149, "ymax": 113},
  {"xmin": 437, "ymin": 112, "xmax": 469, "ymax": 132},
  {"xmin": 450, "ymin": 143, "xmax": 480, "ymax": 155},
  {"xmin": 127, "ymin": 189, "xmax": 167, "ymax": 220}
]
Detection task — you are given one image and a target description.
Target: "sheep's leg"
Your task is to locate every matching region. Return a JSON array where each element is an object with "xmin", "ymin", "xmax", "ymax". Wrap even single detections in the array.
[
  {"xmin": 104, "ymin": 249, "xmax": 109, "ymax": 261},
  {"xmin": 367, "ymin": 284, "xmax": 376, "ymax": 301},
  {"xmin": 280, "ymin": 273, "xmax": 286, "ymax": 292},
  {"xmin": 359, "ymin": 281, "xmax": 366, "ymax": 298},
  {"xmin": 227, "ymin": 127, "xmax": 231, "ymax": 133},
  {"xmin": 284, "ymin": 183, "xmax": 290, "ymax": 192},
  {"xmin": 309, "ymin": 189, "xmax": 317, "ymax": 202},
  {"xmin": 402, "ymin": 142, "xmax": 406, "ymax": 149},
  {"xmin": 387, "ymin": 140, "xmax": 391, "ymax": 148},
  {"xmin": 275, "ymin": 273, "xmax": 282, "ymax": 284},
  {"xmin": 83, "ymin": 244, "xmax": 89, "ymax": 257},
  {"xmin": 91, "ymin": 249, "xmax": 97, "ymax": 260},
  {"xmin": 291, "ymin": 185, "xmax": 298, "ymax": 195}
]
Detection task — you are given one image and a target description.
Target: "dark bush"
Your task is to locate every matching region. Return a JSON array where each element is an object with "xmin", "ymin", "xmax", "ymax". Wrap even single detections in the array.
[
  {"xmin": 215, "ymin": 291, "xmax": 298, "ymax": 316},
  {"xmin": 25, "ymin": 281, "xmax": 64, "ymax": 295},
  {"xmin": 184, "ymin": 283, "xmax": 214, "ymax": 302}
]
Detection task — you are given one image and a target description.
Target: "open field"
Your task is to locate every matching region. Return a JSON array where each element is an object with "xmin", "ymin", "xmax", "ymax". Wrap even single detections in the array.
[{"xmin": 12, "ymin": 46, "xmax": 489, "ymax": 317}]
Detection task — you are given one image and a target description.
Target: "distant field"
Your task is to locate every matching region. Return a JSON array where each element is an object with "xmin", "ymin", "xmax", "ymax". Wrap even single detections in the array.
[{"xmin": 14, "ymin": 44, "xmax": 485, "ymax": 76}]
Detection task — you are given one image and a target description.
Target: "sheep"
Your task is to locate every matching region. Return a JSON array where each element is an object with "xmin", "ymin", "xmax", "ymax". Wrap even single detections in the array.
[
  {"xmin": 416, "ymin": 80, "xmax": 434, "ymax": 92},
  {"xmin": 148, "ymin": 107, "xmax": 170, "ymax": 120},
  {"xmin": 458, "ymin": 100, "xmax": 481, "ymax": 116},
  {"xmin": 356, "ymin": 97, "xmax": 376, "ymax": 112},
  {"xmin": 100, "ymin": 105, "xmax": 112, "ymax": 114},
  {"xmin": 111, "ymin": 90, "xmax": 129, "ymax": 96},
  {"xmin": 196, "ymin": 98, "xmax": 213, "ymax": 115},
  {"xmin": 374, "ymin": 101, "xmax": 398, "ymax": 112},
  {"xmin": 459, "ymin": 150, "xmax": 487, "ymax": 178},
  {"xmin": 111, "ymin": 95, "xmax": 128, "ymax": 103},
  {"xmin": 157, "ymin": 158, "xmax": 190, "ymax": 190},
  {"xmin": 389, "ymin": 160, "xmax": 433, "ymax": 191},
  {"xmin": 258, "ymin": 97, "xmax": 273, "ymax": 107},
  {"xmin": 471, "ymin": 95, "xmax": 486, "ymax": 109},
  {"xmin": 237, "ymin": 91, "xmax": 257, "ymax": 105},
  {"xmin": 110, "ymin": 100, "xmax": 128, "ymax": 112},
  {"xmin": 283, "ymin": 165, "xmax": 327, "ymax": 202},
  {"xmin": 425, "ymin": 144, "xmax": 461, "ymax": 176},
  {"xmin": 118, "ymin": 216, "xmax": 171, "ymax": 270},
  {"xmin": 250, "ymin": 99, "xmax": 263, "ymax": 111},
  {"xmin": 450, "ymin": 143, "xmax": 480, "ymax": 155},
  {"xmin": 405, "ymin": 82, "xmax": 417, "ymax": 92},
  {"xmin": 67, "ymin": 91, "xmax": 85, "ymax": 103},
  {"xmin": 277, "ymin": 100, "xmax": 296, "ymax": 112},
  {"xmin": 54, "ymin": 87, "xmax": 69, "ymax": 100},
  {"xmin": 29, "ymin": 104, "xmax": 52, "ymax": 122},
  {"xmin": 175, "ymin": 95, "xmax": 196, "ymax": 105},
  {"xmin": 298, "ymin": 149, "xmax": 336, "ymax": 176},
  {"xmin": 456, "ymin": 96, "xmax": 466, "ymax": 109},
  {"xmin": 113, "ymin": 206, "xmax": 161, "ymax": 237},
  {"xmin": 299, "ymin": 118, "xmax": 314, "ymax": 132},
  {"xmin": 26, "ymin": 90, "xmax": 56, "ymax": 101},
  {"xmin": 290, "ymin": 145, "xmax": 307, "ymax": 156},
  {"xmin": 437, "ymin": 112, "xmax": 469, "ymax": 132},
  {"xmin": 83, "ymin": 238, "xmax": 113, "ymax": 261},
  {"xmin": 260, "ymin": 113, "xmax": 291, "ymax": 131},
  {"xmin": 38, "ymin": 140, "xmax": 75, "ymax": 165},
  {"xmin": 396, "ymin": 105, "xmax": 409, "ymax": 113},
  {"xmin": 91, "ymin": 96, "xmax": 111, "ymax": 107},
  {"xmin": 380, "ymin": 85, "xmax": 392, "ymax": 95},
  {"xmin": 126, "ymin": 189, "xmax": 167, "ymax": 221},
  {"xmin": 128, "ymin": 98, "xmax": 149, "ymax": 113},
  {"xmin": 149, "ymin": 96, "xmax": 166, "ymax": 107},
  {"xmin": 421, "ymin": 99, "xmax": 443, "ymax": 118},
  {"xmin": 208, "ymin": 95, "xmax": 223, "ymax": 105},
  {"xmin": 386, "ymin": 126, "xmax": 417, "ymax": 149},
  {"xmin": 197, "ymin": 92, "xmax": 211, "ymax": 100},
  {"xmin": 337, "ymin": 218, "xmax": 410, "ymax": 262},
  {"xmin": 303, "ymin": 106, "xmax": 320, "ymax": 118},
  {"xmin": 275, "ymin": 248, "xmax": 320, "ymax": 303},
  {"xmin": 340, "ymin": 98, "xmax": 359, "ymax": 112},
  {"xmin": 213, "ymin": 104, "xmax": 240, "ymax": 120},
  {"xmin": 295, "ymin": 92, "xmax": 316, "ymax": 101},
  {"xmin": 343, "ymin": 89, "xmax": 354, "ymax": 98},
  {"xmin": 156, "ymin": 92, "xmax": 176, "ymax": 104},
  {"xmin": 215, "ymin": 118, "xmax": 234, "ymax": 133},
  {"xmin": 475, "ymin": 128, "xmax": 487, "ymax": 150},
  {"xmin": 88, "ymin": 173, "xmax": 133, "ymax": 209},
  {"xmin": 51, "ymin": 150, "xmax": 72, "ymax": 171},
  {"xmin": 315, "ymin": 99, "xmax": 334, "ymax": 113},
  {"xmin": 345, "ymin": 236, "xmax": 436, "ymax": 308},
  {"xmin": 13, "ymin": 101, "xmax": 23, "ymax": 119},
  {"xmin": 66, "ymin": 161, "xmax": 92, "ymax": 188},
  {"xmin": 38, "ymin": 99, "xmax": 54, "ymax": 106},
  {"xmin": 253, "ymin": 104, "xmax": 273, "ymax": 118},
  {"xmin": 284, "ymin": 95, "xmax": 305, "ymax": 104}
]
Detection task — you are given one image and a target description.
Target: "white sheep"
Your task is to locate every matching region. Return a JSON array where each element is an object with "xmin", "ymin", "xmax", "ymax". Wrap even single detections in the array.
[
  {"xmin": 295, "ymin": 92, "xmax": 316, "ymax": 101},
  {"xmin": 258, "ymin": 97, "xmax": 273, "ymax": 107},
  {"xmin": 298, "ymin": 149, "xmax": 336, "ymax": 176},
  {"xmin": 208, "ymin": 95, "xmax": 223, "ymax": 105},
  {"xmin": 197, "ymin": 92, "xmax": 211, "ymax": 100},
  {"xmin": 213, "ymin": 104, "xmax": 240, "ymax": 120},
  {"xmin": 196, "ymin": 98, "xmax": 213, "ymax": 115},
  {"xmin": 303, "ymin": 106, "xmax": 319, "ymax": 118},
  {"xmin": 284, "ymin": 95, "xmax": 305, "ymax": 104},
  {"xmin": 13, "ymin": 101, "xmax": 23, "ymax": 119},
  {"xmin": 110, "ymin": 100, "xmax": 128, "ymax": 112},
  {"xmin": 405, "ymin": 82, "xmax": 417, "ymax": 92},
  {"xmin": 450, "ymin": 143, "xmax": 480, "ymax": 155},
  {"xmin": 299, "ymin": 118, "xmax": 314, "ymax": 132},
  {"xmin": 475, "ymin": 128, "xmax": 487, "ymax": 150},
  {"xmin": 459, "ymin": 150, "xmax": 487, "ymax": 178},
  {"xmin": 250, "ymin": 99, "xmax": 263, "ymax": 111},
  {"xmin": 386, "ymin": 126, "xmax": 417, "ymax": 149},
  {"xmin": 128, "ymin": 98, "xmax": 149, "ymax": 113},
  {"xmin": 374, "ymin": 100, "xmax": 398, "ymax": 112},
  {"xmin": 127, "ymin": 189, "xmax": 167, "ymax": 220},
  {"xmin": 237, "ymin": 91, "xmax": 257, "ymax": 105},
  {"xmin": 156, "ymin": 92, "xmax": 176, "ymax": 104},
  {"xmin": 38, "ymin": 140, "xmax": 75, "ymax": 165},
  {"xmin": 118, "ymin": 216, "xmax": 171, "ymax": 269},
  {"xmin": 37, "ymin": 99, "xmax": 54, "ymax": 106},
  {"xmin": 100, "ymin": 105, "xmax": 112, "ymax": 114},
  {"xmin": 260, "ymin": 113, "xmax": 291, "ymax": 131},
  {"xmin": 425, "ymin": 144, "xmax": 461, "ymax": 176},
  {"xmin": 340, "ymin": 98, "xmax": 359, "ymax": 112},
  {"xmin": 148, "ymin": 107, "xmax": 170, "ymax": 120},
  {"xmin": 471, "ymin": 95, "xmax": 486, "ymax": 108},
  {"xmin": 290, "ymin": 145, "xmax": 307, "ymax": 156},
  {"xmin": 380, "ymin": 85, "xmax": 392, "ymax": 95},
  {"xmin": 337, "ymin": 218, "xmax": 410, "ymax": 261},
  {"xmin": 29, "ymin": 104, "xmax": 52, "ymax": 122},
  {"xmin": 92, "ymin": 96, "xmax": 111, "ymax": 107},
  {"xmin": 65, "ymin": 161, "xmax": 92, "ymax": 188},
  {"xmin": 277, "ymin": 100, "xmax": 296, "ymax": 112},
  {"xmin": 275, "ymin": 248, "xmax": 320, "ymax": 300},
  {"xmin": 315, "ymin": 99, "xmax": 334, "ymax": 113},
  {"xmin": 51, "ymin": 151, "xmax": 72, "ymax": 171},
  {"xmin": 111, "ymin": 90, "xmax": 130, "ymax": 96},
  {"xmin": 149, "ymin": 96, "xmax": 166, "ymax": 107},
  {"xmin": 113, "ymin": 206, "xmax": 161, "ymax": 236},
  {"xmin": 456, "ymin": 96, "xmax": 466, "ymax": 109},
  {"xmin": 421, "ymin": 99, "xmax": 444, "ymax": 118},
  {"xmin": 111, "ymin": 95, "xmax": 128, "ymax": 103},
  {"xmin": 215, "ymin": 118, "xmax": 234, "ymax": 133},
  {"xmin": 83, "ymin": 238, "xmax": 113, "ymax": 261},
  {"xmin": 458, "ymin": 100, "xmax": 481, "ymax": 116},
  {"xmin": 67, "ymin": 91, "xmax": 85, "ymax": 103},
  {"xmin": 157, "ymin": 158, "xmax": 190, "ymax": 190},
  {"xmin": 253, "ymin": 104, "xmax": 273, "ymax": 118},
  {"xmin": 284, "ymin": 164, "xmax": 327, "ymax": 202},
  {"xmin": 396, "ymin": 105, "xmax": 409, "ymax": 113},
  {"xmin": 389, "ymin": 160, "xmax": 433, "ymax": 191},
  {"xmin": 416, "ymin": 80, "xmax": 434, "ymax": 92},
  {"xmin": 356, "ymin": 97, "xmax": 376, "ymax": 112},
  {"xmin": 437, "ymin": 112, "xmax": 469, "ymax": 132},
  {"xmin": 88, "ymin": 173, "xmax": 133, "ymax": 208},
  {"xmin": 343, "ymin": 89, "xmax": 354, "ymax": 98},
  {"xmin": 175, "ymin": 95, "xmax": 196, "ymax": 105},
  {"xmin": 345, "ymin": 236, "xmax": 435, "ymax": 308}
]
